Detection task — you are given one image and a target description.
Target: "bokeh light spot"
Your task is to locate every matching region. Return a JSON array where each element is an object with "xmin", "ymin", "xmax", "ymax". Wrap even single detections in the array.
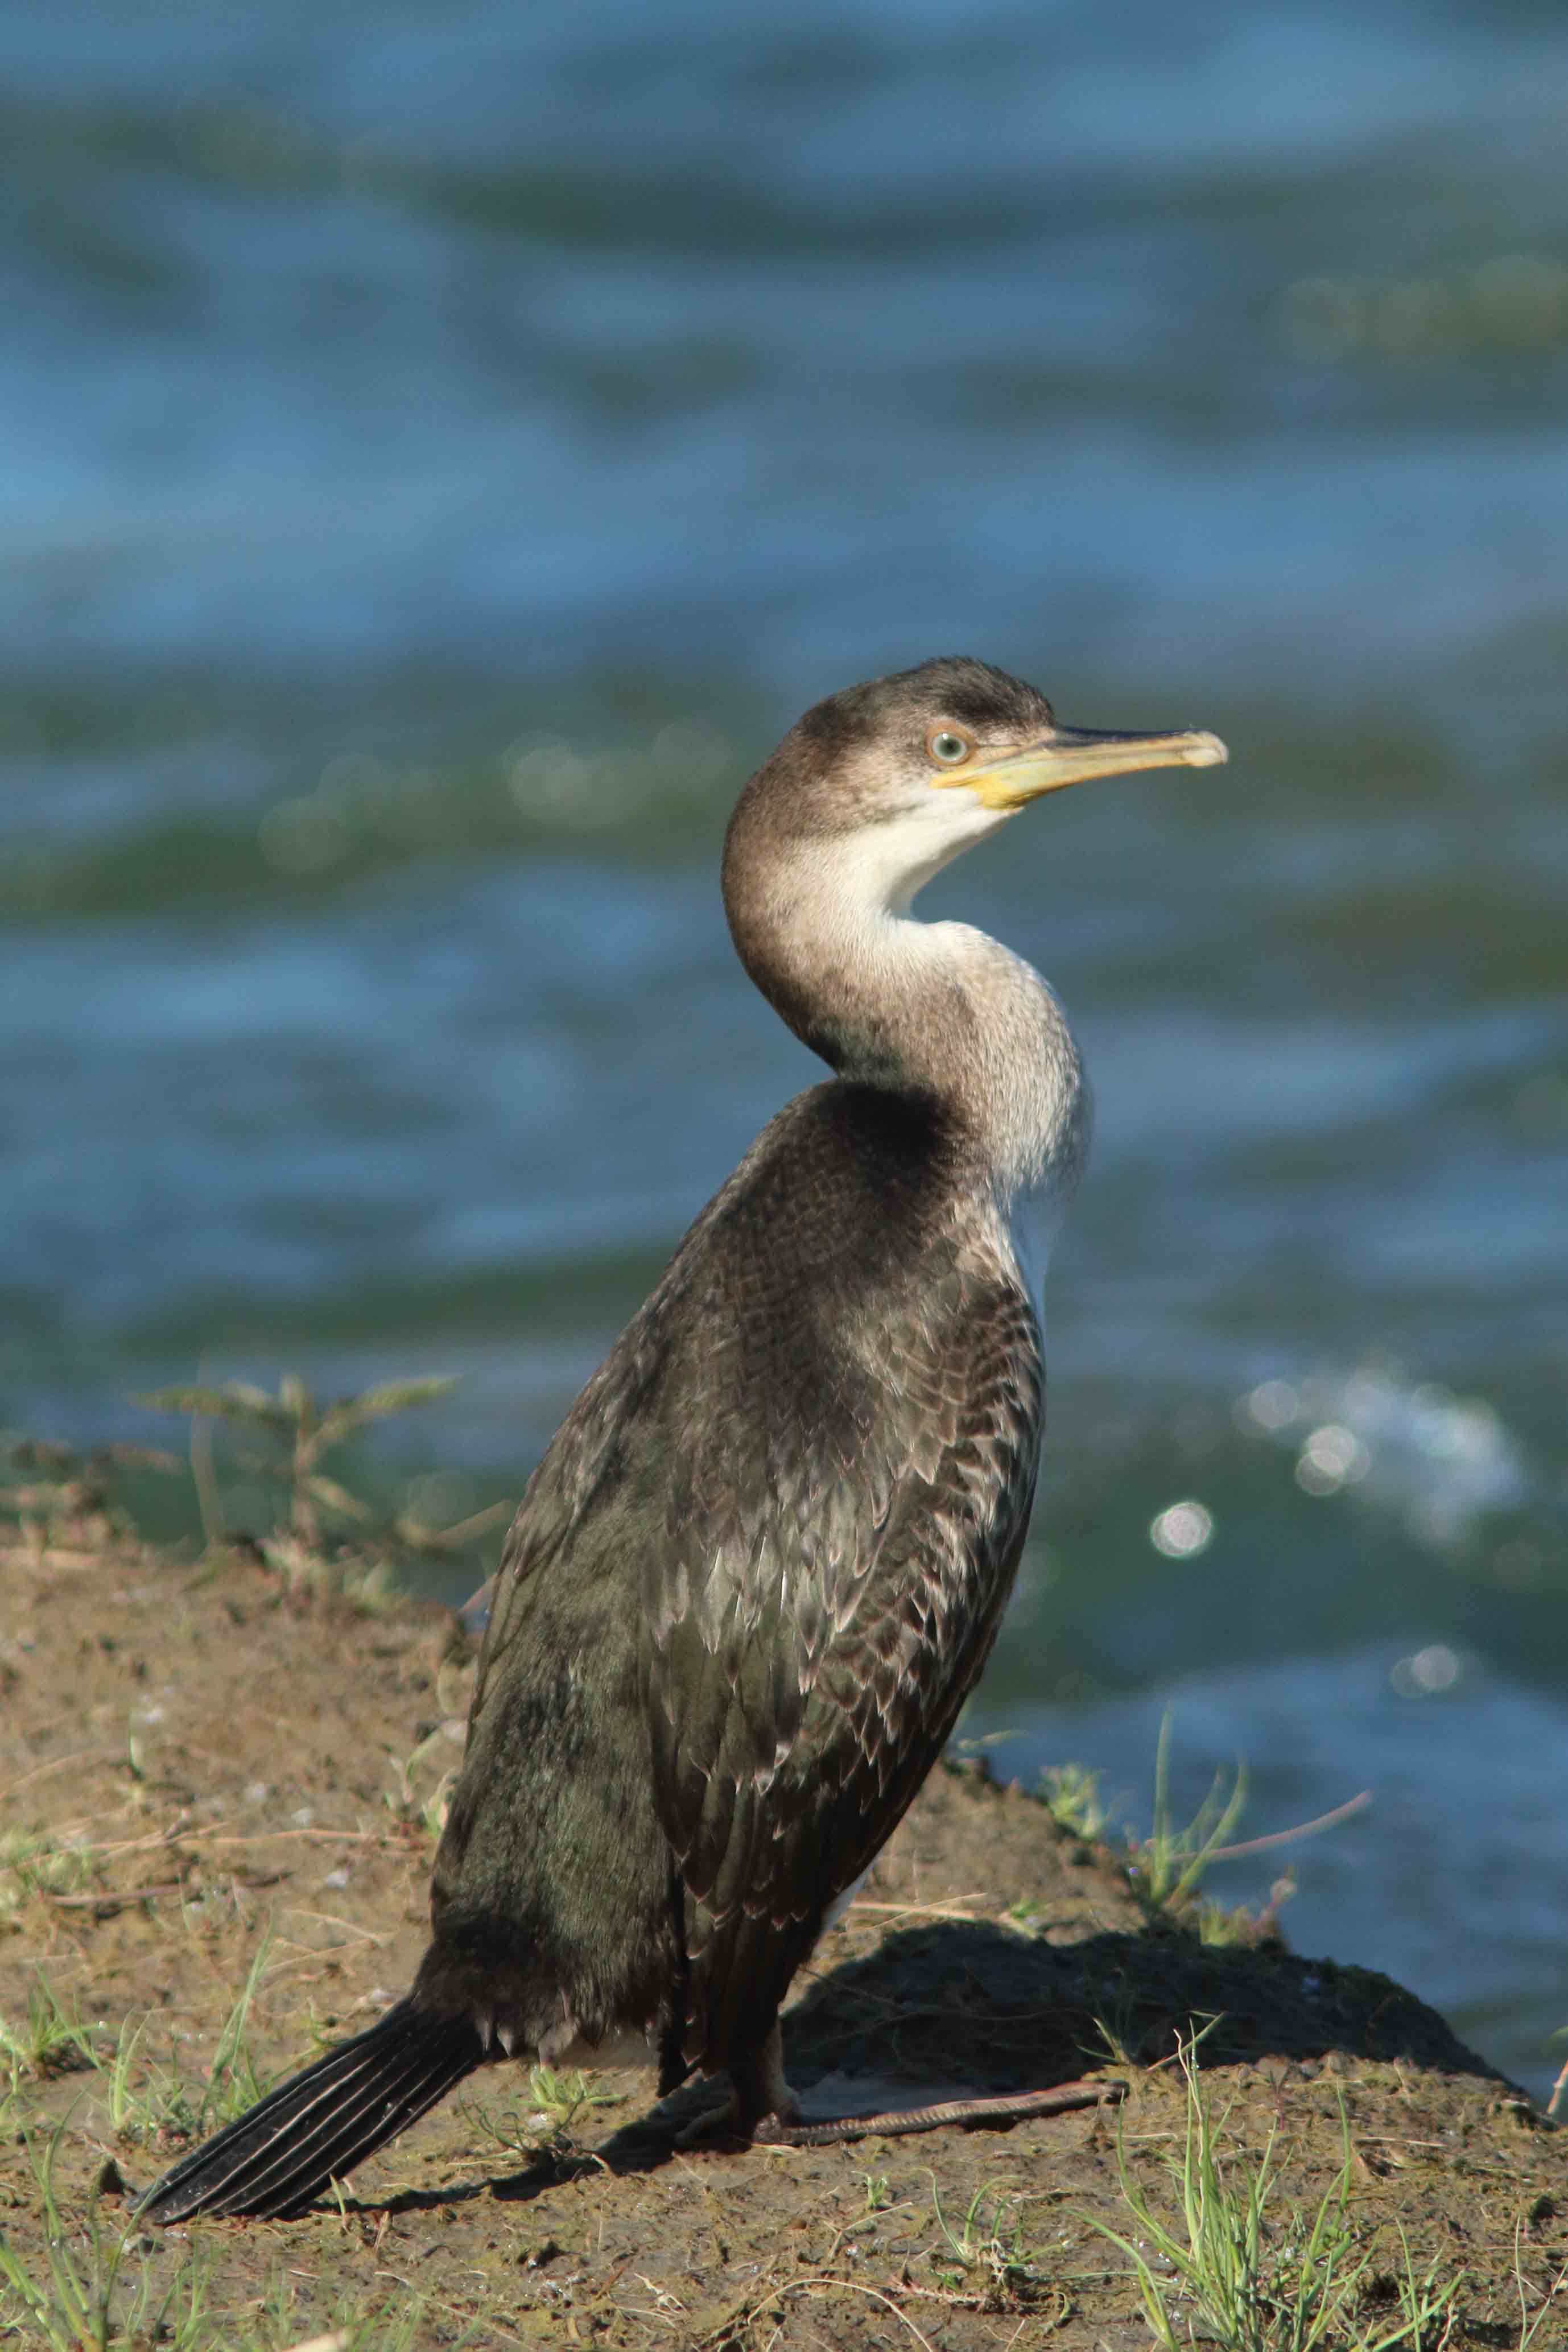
[
  {"xmin": 1149, "ymin": 1499, "xmax": 1214, "ymax": 1559},
  {"xmin": 1390, "ymin": 1644, "xmax": 1462, "ymax": 1698}
]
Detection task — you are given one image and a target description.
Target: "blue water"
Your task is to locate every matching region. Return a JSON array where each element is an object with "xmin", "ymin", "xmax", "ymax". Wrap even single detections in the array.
[{"xmin": 2, "ymin": 0, "xmax": 1565, "ymax": 2095}]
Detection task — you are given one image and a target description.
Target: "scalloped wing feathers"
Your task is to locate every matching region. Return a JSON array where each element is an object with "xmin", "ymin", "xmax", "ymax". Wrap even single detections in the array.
[{"xmin": 445, "ymin": 1080, "xmax": 1042, "ymax": 2073}]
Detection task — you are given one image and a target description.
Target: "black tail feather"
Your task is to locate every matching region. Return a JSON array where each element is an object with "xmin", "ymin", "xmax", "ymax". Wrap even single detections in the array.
[
  {"xmin": 139, "ymin": 1999, "xmax": 485, "ymax": 2223},
  {"xmin": 200, "ymin": 2036, "xmax": 474, "ymax": 2221},
  {"xmin": 187, "ymin": 2012, "xmax": 461, "ymax": 2218}
]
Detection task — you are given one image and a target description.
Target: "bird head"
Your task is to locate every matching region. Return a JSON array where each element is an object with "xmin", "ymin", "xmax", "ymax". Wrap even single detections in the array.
[{"xmin": 731, "ymin": 656, "xmax": 1227, "ymax": 918}]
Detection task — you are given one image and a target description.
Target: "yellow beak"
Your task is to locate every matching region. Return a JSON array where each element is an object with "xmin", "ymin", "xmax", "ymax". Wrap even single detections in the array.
[{"xmin": 939, "ymin": 722, "xmax": 1228, "ymax": 811}]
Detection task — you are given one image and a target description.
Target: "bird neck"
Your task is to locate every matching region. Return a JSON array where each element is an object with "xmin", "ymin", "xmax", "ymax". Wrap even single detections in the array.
[{"xmin": 724, "ymin": 839, "xmax": 1090, "ymax": 1207}]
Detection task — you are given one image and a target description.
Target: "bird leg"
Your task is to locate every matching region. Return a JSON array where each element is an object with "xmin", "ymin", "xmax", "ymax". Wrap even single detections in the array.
[
  {"xmin": 736, "ymin": 2020, "xmax": 802, "ymax": 2136},
  {"xmin": 672, "ymin": 2021, "xmax": 801, "ymax": 2148}
]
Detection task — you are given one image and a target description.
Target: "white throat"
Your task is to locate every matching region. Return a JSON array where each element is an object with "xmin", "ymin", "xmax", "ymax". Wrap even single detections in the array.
[{"xmin": 767, "ymin": 824, "xmax": 1092, "ymax": 1247}]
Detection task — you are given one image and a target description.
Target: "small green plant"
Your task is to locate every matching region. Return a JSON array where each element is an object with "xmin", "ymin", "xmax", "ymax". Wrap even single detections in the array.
[
  {"xmin": 1515, "ymin": 2225, "xmax": 1568, "ymax": 2349},
  {"xmin": 382, "ymin": 1723, "xmax": 462, "ymax": 1840},
  {"xmin": 1041, "ymin": 1724, "xmax": 1359, "ymax": 1943},
  {"xmin": 1125, "ymin": 1711, "xmax": 1248, "ymax": 1915},
  {"xmin": 1041, "ymin": 1760, "xmax": 1109, "ymax": 1841},
  {"xmin": 0, "ymin": 1436, "xmax": 180, "ymax": 1556},
  {"xmin": 1080, "ymin": 2042, "xmax": 1462, "ymax": 2350},
  {"xmin": 526, "ymin": 2063, "xmax": 621, "ymax": 2135},
  {"xmin": 929, "ymin": 2176, "xmax": 1049, "ymax": 2303},
  {"xmin": 293, "ymin": 2280, "xmax": 439, "ymax": 2351},
  {"xmin": 107, "ymin": 1940, "xmax": 278, "ymax": 2155},
  {"xmin": 1189, "ymin": 1895, "xmax": 1241, "ymax": 1946},
  {"xmin": 0, "ymin": 1829, "xmax": 94, "ymax": 1925},
  {"xmin": 1090, "ymin": 2013, "xmax": 1138, "ymax": 2070},
  {"xmin": 465, "ymin": 2064, "xmax": 622, "ymax": 2164},
  {"xmin": 107, "ymin": 2013, "xmax": 159, "ymax": 2137},
  {"xmin": 0, "ymin": 2118, "xmax": 214, "ymax": 2351},
  {"xmin": 863, "ymin": 2171, "xmax": 892, "ymax": 2212},
  {"xmin": 135, "ymin": 1370, "xmax": 459, "ymax": 1553},
  {"xmin": 332, "ymin": 2293, "xmax": 438, "ymax": 2351},
  {"xmin": 0, "ymin": 2118, "xmax": 432, "ymax": 2351},
  {"xmin": 1190, "ymin": 1875, "xmax": 1296, "ymax": 1950},
  {"xmin": 105, "ymin": 2014, "xmax": 199, "ymax": 2149},
  {"xmin": 0, "ymin": 1978, "xmax": 102, "ymax": 2090},
  {"xmin": 192, "ymin": 1935, "xmax": 274, "ymax": 2132}
]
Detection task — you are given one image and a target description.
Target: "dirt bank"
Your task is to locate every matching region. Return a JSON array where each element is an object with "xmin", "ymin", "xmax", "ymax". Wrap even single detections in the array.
[{"xmin": 2, "ymin": 1515, "xmax": 1563, "ymax": 2348}]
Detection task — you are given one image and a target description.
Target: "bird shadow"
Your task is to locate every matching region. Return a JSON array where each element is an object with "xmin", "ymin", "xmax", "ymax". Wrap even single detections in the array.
[
  {"xmin": 368, "ymin": 1915, "xmax": 1506, "ymax": 2216},
  {"xmin": 781, "ymin": 1917, "xmax": 1505, "ymax": 2099}
]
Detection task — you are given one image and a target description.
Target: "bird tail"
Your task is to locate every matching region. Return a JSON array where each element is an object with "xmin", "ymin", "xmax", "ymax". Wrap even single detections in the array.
[{"xmin": 138, "ymin": 1997, "xmax": 485, "ymax": 2223}]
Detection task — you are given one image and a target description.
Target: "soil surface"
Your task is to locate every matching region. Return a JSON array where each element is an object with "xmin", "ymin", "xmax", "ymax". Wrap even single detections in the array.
[{"xmin": 3, "ymin": 1514, "xmax": 1565, "ymax": 2348}]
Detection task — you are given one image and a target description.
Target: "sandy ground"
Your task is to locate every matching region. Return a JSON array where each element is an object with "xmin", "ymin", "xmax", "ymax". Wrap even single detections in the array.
[{"xmin": 2, "ymin": 1511, "xmax": 1565, "ymax": 2348}]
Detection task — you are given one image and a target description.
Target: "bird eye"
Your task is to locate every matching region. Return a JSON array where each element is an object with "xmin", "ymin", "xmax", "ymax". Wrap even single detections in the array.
[{"xmin": 927, "ymin": 728, "xmax": 972, "ymax": 766}]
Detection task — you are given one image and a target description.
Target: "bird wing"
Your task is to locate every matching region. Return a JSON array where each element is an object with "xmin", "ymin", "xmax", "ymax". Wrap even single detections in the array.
[
  {"xmin": 455, "ymin": 1082, "xmax": 1043, "ymax": 2072},
  {"xmin": 464, "ymin": 1307, "xmax": 667, "ymax": 1729},
  {"xmin": 638, "ymin": 1097, "xmax": 1044, "ymax": 2069}
]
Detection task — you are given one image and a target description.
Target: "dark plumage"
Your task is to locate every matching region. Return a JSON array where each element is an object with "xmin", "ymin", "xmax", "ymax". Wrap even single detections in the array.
[
  {"xmin": 141, "ymin": 2004, "xmax": 482, "ymax": 2223},
  {"xmin": 141, "ymin": 659, "xmax": 1224, "ymax": 2223}
]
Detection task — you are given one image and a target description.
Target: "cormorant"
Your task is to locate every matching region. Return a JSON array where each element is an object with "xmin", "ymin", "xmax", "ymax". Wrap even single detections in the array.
[{"xmin": 141, "ymin": 657, "xmax": 1225, "ymax": 2222}]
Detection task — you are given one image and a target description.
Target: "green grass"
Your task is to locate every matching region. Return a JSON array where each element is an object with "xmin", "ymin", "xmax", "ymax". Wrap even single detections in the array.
[
  {"xmin": 135, "ymin": 1372, "xmax": 459, "ymax": 1550},
  {"xmin": 382, "ymin": 1722, "xmax": 461, "ymax": 1841},
  {"xmin": 1513, "ymin": 2225, "xmax": 1568, "ymax": 2349},
  {"xmin": 928, "ymin": 2174, "xmax": 1053, "ymax": 2305},
  {"xmin": 104, "ymin": 1937, "xmax": 279, "ymax": 2156},
  {"xmin": 1041, "ymin": 1712, "xmax": 1373, "ymax": 1950},
  {"xmin": 132, "ymin": 1368, "xmax": 513, "ymax": 1587},
  {"xmin": 523, "ymin": 2062, "xmax": 622, "ymax": 2134},
  {"xmin": 0, "ymin": 1829, "xmax": 96, "ymax": 1928},
  {"xmin": 1126, "ymin": 1711, "xmax": 1248, "ymax": 1916},
  {"xmin": 0, "ymin": 2119, "xmax": 435, "ymax": 2351},
  {"xmin": 1039, "ymin": 1758, "xmax": 1110, "ymax": 1842},
  {"xmin": 1037, "ymin": 1714, "xmax": 1298, "ymax": 1946},
  {"xmin": 1080, "ymin": 2044, "xmax": 1462, "ymax": 2350},
  {"xmin": 0, "ymin": 2119, "xmax": 214, "ymax": 2352},
  {"xmin": 0, "ymin": 1436, "xmax": 180, "ymax": 1558},
  {"xmin": 0, "ymin": 1979, "xmax": 102, "ymax": 2094},
  {"xmin": 463, "ymin": 2062, "xmax": 624, "ymax": 2167},
  {"xmin": 131, "ymin": 1367, "xmax": 512, "ymax": 1611}
]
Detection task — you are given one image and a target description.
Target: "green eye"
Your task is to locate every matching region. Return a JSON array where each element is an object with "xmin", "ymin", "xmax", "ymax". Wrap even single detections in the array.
[{"xmin": 929, "ymin": 729, "xmax": 969, "ymax": 765}]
